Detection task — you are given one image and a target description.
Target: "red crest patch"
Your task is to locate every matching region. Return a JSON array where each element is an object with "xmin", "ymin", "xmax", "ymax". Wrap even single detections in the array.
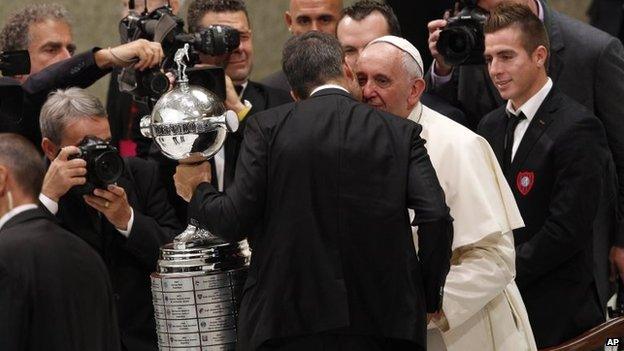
[{"xmin": 516, "ymin": 171, "xmax": 535, "ymax": 196}]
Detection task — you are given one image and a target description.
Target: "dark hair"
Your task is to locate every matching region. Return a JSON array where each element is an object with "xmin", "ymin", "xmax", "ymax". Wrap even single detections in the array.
[
  {"xmin": 282, "ymin": 31, "xmax": 344, "ymax": 99},
  {"xmin": 341, "ymin": 0, "xmax": 401, "ymax": 36},
  {"xmin": 484, "ymin": 2, "xmax": 549, "ymax": 55},
  {"xmin": 0, "ymin": 133, "xmax": 45, "ymax": 199},
  {"xmin": 187, "ymin": 0, "xmax": 249, "ymax": 33}
]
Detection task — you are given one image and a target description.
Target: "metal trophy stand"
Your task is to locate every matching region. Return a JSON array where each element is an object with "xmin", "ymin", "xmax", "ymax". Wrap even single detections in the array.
[{"xmin": 140, "ymin": 44, "xmax": 251, "ymax": 350}]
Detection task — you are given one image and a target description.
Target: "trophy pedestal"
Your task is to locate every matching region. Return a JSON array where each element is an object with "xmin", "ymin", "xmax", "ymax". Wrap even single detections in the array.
[{"xmin": 151, "ymin": 237, "xmax": 250, "ymax": 350}]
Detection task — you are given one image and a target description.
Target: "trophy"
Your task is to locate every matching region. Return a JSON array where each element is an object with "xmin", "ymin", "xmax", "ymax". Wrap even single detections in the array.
[{"xmin": 141, "ymin": 45, "xmax": 251, "ymax": 350}]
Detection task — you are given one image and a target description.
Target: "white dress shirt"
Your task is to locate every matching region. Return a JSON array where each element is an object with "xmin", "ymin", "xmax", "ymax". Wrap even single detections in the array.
[
  {"xmin": 0, "ymin": 203, "xmax": 39, "ymax": 231},
  {"xmin": 505, "ymin": 78, "xmax": 553, "ymax": 160},
  {"xmin": 38, "ymin": 192, "xmax": 134, "ymax": 237}
]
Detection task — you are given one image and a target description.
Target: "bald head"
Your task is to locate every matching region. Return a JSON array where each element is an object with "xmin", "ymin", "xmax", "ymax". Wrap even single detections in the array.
[{"xmin": 285, "ymin": 0, "xmax": 343, "ymax": 35}]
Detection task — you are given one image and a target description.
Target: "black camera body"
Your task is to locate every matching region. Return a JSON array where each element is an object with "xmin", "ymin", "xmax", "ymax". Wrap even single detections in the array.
[
  {"xmin": 437, "ymin": 0, "xmax": 487, "ymax": 66},
  {"xmin": 68, "ymin": 137, "xmax": 125, "ymax": 195},
  {"xmin": 118, "ymin": 5, "xmax": 240, "ymax": 100}
]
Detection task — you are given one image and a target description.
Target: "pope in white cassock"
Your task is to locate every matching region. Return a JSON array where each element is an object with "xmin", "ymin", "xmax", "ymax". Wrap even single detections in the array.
[{"xmin": 355, "ymin": 36, "xmax": 537, "ymax": 351}]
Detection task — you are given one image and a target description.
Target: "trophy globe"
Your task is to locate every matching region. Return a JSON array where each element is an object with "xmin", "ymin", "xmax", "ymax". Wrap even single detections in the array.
[{"xmin": 140, "ymin": 44, "xmax": 238, "ymax": 248}]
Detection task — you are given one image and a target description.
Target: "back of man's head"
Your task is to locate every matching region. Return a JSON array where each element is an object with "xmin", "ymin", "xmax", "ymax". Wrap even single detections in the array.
[
  {"xmin": 282, "ymin": 31, "xmax": 344, "ymax": 99},
  {"xmin": 40, "ymin": 87, "xmax": 107, "ymax": 145},
  {"xmin": 484, "ymin": 2, "xmax": 549, "ymax": 55},
  {"xmin": 187, "ymin": 0, "xmax": 250, "ymax": 33},
  {"xmin": 341, "ymin": 0, "xmax": 401, "ymax": 36},
  {"xmin": 0, "ymin": 133, "xmax": 45, "ymax": 200},
  {"xmin": 0, "ymin": 3, "xmax": 71, "ymax": 52}
]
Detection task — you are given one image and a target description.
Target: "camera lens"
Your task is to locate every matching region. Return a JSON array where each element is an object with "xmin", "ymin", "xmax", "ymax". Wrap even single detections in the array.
[
  {"xmin": 93, "ymin": 151, "xmax": 124, "ymax": 184},
  {"xmin": 437, "ymin": 26, "xmax": 476, "ymax": 66}
]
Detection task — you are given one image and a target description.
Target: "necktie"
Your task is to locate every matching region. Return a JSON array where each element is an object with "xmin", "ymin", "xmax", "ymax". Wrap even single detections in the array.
[
  {"xmin": 234, "ymin": 85, "xmax": 243, "ymax": 96},
  {"xmin": 503, "ymin": 112, "xmax": 526, "ymax": 172}
]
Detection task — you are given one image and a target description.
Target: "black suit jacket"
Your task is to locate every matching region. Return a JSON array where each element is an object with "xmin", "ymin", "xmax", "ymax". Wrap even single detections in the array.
[
  {"xmin": 188, "ymin": 88, "xmax": 453, "ymax": 350},
  {"xmin": 478, "ymin": 88, "xmax": 609, "ymax": 348},
  {"xmin": 427, "ymin": 0, "xmax": 624, "ymax": 309},
  {"xmin": 0, "ymin": 208, "xmax": 120, "ymax": 351},
  {"xmin": 54, "ymin": 157, "xmax": 180, "ymax": 351},
  {"xmin": 588, "ymin": 0, "xmax": 624, "ymax": 39}
]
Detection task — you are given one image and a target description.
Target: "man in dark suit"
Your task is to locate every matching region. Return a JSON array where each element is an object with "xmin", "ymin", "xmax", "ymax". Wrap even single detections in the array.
[
  {"xmin": 0, "ymin": 3, "xmax": 164, "ymax": 148},
  {"xmin": 427, "ymin": 0, "xmax": 624, "ymax": 315},
  {"xmin": 336, "ymin": 0, "xmax": 467, "ymax": 126},
  {"xmin": 478, "ymin": 4, "xmax": 610, "ymax": 347},
  {"xmin": 174, "ymin": 31, "xmax": 453, "ymax": 351},
  {"xmin": 0, "ymin": 133, "xmax": 120, "ymax": 351},
  {"xmin": 37, "ymin": 88, "xmax": 180, "ymax": 351}
]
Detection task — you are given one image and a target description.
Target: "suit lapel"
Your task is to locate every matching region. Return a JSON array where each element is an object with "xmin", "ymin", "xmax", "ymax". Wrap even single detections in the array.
[
  {"xmin": 509, "ymin": 90, "xmax": 558, "ymax": 177},
  {"xmin": 489, "ymin": 113, "xmax": 508, "ymax": 171}
]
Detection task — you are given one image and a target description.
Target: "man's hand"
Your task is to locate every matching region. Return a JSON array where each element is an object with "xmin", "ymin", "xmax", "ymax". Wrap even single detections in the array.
[
  {"xmin": 224, "ymin": 75, "xmax": 246, "ymax": 114},
  {"xmin": 83, "ymin": 185, "xmax": 132, "ymax": 230},
  {"xmin": 174, "ymin": 162, "xmax": 212, "ymax": 202},
  {"xmin": 95, "ymin": 39, "xmax": 164, "ymax": 71},
  {"xmin": 41, "ymin": 146, "xmax": 87, "ymax": 202},
  {"xmin": 610, "ymin": 246, "xmax": 624, "ymax": 284},
  {"xmin": 427, "ymin": 14, "xmax": 453, "ymax": 76}
]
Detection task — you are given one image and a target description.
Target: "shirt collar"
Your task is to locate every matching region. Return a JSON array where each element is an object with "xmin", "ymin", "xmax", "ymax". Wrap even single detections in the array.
[
  {"xmin": 0, "ymin": 203, "xmax": 38, "ymax": 231},
  {"xmin": 535, "ymin": 0, "xmax": 544, "ymax": 21},
  {"xmin": 237, "ymin": 81, "xmax": 249, "ymax": 99},
  {"xmin": 407, "ymin": 103, "xmax": 424, "ymax": 123},
  {"xmin": 310, "ymin": 84, "xmax": 350, "ymax": 96},
  {"xmin": 505, "ymin": 77, "xmax": 553, "ymax": 121}
]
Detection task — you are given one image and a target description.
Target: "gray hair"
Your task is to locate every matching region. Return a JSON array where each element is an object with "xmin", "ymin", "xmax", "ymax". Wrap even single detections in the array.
[
  {"xmin": 282, "ymin": 31, "xmax": 344, "ymax": 99},
  {"xmin": 40, "ymin": 88, "xmax": 107, "ymax": 145},
  {"xmin": 0, "ymin": 3, "xmax": 72, "ymax": 51},
  {"xmin": 401, "ymin": 51, "xmax": 423, "ymax": 80},
  {"xmin": 0, "ymin": 133, "xmax": 45, "ymax": 198}
]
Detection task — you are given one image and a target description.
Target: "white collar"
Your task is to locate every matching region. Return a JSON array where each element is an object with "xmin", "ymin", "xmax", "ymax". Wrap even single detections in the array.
[
  {"xmin": 407, "ymin": 103, "xmax": 424, "ymax": 123},
  {"xmin": 535, "ymin": 0, "xmax": 544, "ymax": 21},
  {"xmin": 0, "ymin": 203, "xmax": 39, "ymax": 231},
  {"xmin": 505, "ymin": 77, "xmax": 553, "ymax": 121},
  {"xmin": 310, "ymin": 84, "xmax": 349, "ymax": 96}
]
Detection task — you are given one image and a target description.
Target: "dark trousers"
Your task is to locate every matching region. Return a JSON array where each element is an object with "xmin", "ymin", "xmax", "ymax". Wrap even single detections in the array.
[{"xmin": 258, "ymin": 332, "xmax": 422, "ymax": 351}]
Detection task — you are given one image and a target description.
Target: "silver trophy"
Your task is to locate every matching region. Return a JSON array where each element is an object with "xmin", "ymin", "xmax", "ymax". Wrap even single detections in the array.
[
  {"xmin": 141, "ymin": 45, "xmax": 250, "ymax": 350},
  {"xmin": 140, "ymin": 44, "xmax": 238, "ymax": 247}
]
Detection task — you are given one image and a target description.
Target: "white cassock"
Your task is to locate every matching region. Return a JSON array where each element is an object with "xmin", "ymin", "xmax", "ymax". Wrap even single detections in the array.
[{"xmin": 409, "ymin": 104, "xmax": 537, "ymax": 351}]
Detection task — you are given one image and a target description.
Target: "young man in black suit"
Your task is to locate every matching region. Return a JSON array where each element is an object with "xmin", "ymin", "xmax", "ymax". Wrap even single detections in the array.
[
  {"xmin": 0, "ymin": 133, "xmax": 120, "ymax": 351},
  {"xmin": 174, "ymin": 31, "xmax": 453, "ymax": 351},
  {"xmin": 478, "ymin": 4, "xmax": 611, "ymax": 347},
  {"xmin": 37, "ymin": 88, "xmax": 180, "ymax": 351}
]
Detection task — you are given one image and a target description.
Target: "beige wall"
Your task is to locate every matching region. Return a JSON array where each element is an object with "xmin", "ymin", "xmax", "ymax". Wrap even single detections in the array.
[{"xmin": 0, "ymin": 0, "xmax": 590, "ymax": 103}]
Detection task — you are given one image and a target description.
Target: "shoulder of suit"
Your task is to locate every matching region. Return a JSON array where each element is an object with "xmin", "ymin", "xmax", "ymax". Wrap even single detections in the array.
[
  {"xmin": 247, "ymin": 80, "xmax": 292, "ymax": 104},
  {"xmin": 421, "ymin": 105, "xmax": 486, "ymax": 147},
  {"xmin": 552, "ymin": 9, "xmax": 616, "ymax": 47}
]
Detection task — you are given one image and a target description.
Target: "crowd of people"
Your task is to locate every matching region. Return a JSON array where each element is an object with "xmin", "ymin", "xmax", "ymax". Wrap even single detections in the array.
[{"xmin": 0, "ymin": 0, "xmax": 623, "ymax": 350}]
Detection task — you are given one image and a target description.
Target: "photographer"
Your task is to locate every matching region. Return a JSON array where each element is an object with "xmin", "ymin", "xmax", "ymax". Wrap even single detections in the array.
[
  {"xmin": 426, "ymin": 0, "xmax": 624, "ymax": 315},
  {"xmin": 0, "ymin": 3, "xmax": 164, "ymax": 148},
  {"xmin": 37, "ymin": 88, "xmax": 180, "ymax": 351}
]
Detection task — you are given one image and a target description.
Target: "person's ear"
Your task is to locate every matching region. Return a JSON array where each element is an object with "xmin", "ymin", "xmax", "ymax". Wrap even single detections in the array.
[
  {"xmin": 41, "ymin": 138, "xmax": 59, "ymax": 162},
  {"xmin": 407, "ymin": 78, "xmax": 426, "ymax": 109},
  {"xmin": 290, "ymin": 90, "xmax": 301, "ymax": 102},
  {"xmin": 0, "ymin": 165, "xmax": 8, "ymax": 197},
  {"xmin": 285, "ymin": 11, "xmax": 293, "ymax": 32},
  {"xmin": 534, "ymin": 45, "xmax": 548, "ymax": 68}
]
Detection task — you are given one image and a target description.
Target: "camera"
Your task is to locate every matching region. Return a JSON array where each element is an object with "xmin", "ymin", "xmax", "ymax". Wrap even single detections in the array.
[
  {"xmin": 68, "ymin": 136, "xmax": 125, "ymax": 195},
  {"xmin": 436, "ymin": 0, "xmax": 487, "ymax": 66},
  {"xmin": 0, "ymin": 50, "xmax": 30, "ymax": 77},
  {"xmin": 118, "ymin": 4, "xmax": 240, "ymax": 100}
]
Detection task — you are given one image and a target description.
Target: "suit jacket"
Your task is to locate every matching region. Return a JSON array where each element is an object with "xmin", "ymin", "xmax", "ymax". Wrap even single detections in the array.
[
  {"xmin": 0, "ymin": 208, "xmax": 120, "ymax": 351},
  {"xmin": 427, "ymin": 0, "xmax": 624, "ymax": 309},
  {"xmin": 154, "ymin": 80, "xmax": 292, "ymax": 225},
  {"xmin": 588, "ymin": 0, "xmax": 624, "ymax": 38},
  {"xmin": 14, "ymin": 49, "xmax": 109, "ymax": 147},
  {"xmin": 260, "ymin": 69, "xmax": 291, "ymax": 93},
  {"xmin": 188, "ymin": 88, "xmax": 454, "ymax": 350},
  {"xmin": 478, "ymin": 88, "xmax": 609, "ymax": 348},
  {"xmin": 55, "ymin": 157, "xmax": 180, "ymax": 351}
]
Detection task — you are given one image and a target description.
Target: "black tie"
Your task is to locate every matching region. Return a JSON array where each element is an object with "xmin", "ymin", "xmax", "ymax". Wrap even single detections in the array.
[
  {"xmin": 234, "ymin": 85, "xmax": 243, "ymax": 96},
  {"xmin": 503, "ymin": 112, "xmax": 526, "ymax": 172}
]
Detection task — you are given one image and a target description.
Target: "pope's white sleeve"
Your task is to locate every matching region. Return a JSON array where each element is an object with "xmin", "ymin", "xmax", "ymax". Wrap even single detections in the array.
[{"xmin": 436, "ymin": 230, "xmax": 516, "ymax": 331}]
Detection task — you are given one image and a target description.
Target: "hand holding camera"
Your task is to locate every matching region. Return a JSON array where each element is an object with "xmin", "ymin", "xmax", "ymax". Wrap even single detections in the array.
[
  {"xmin": 84, "ymin": 185, "xmax": 132, "ymax": 231},
  {"xmin": 95, "ymin": 39, "xmax": 164, "ymax": 71},
  {"xmin": 41, "ymin": 146, "xmax": 87, "ymax": 202}
]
